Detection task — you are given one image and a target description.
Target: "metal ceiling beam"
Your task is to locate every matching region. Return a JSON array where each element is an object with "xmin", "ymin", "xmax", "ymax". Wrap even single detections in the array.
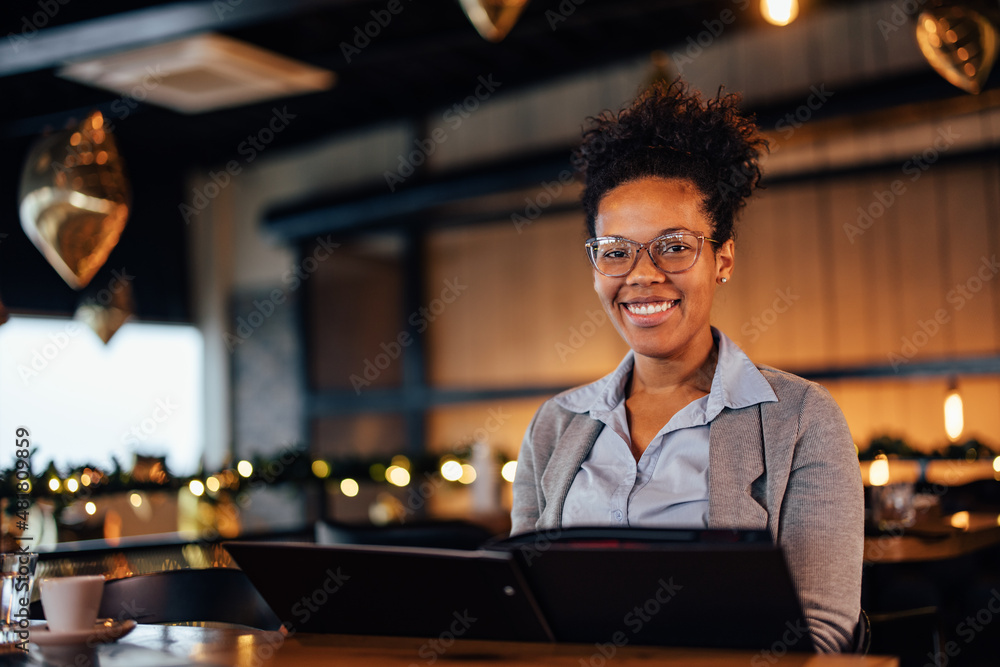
[{"xmin": 0, "ymin": 0, "xmax": 352, "ymax": 77}]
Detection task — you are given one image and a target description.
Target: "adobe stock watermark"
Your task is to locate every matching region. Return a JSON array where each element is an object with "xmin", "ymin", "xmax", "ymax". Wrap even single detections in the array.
[
  {"xmin": 888, "ymin": 254, "xmax": 999, "ymax": 371},
  {"xmin": 740, "ymin": 288, "xmax": 800, "ymax": 343},
  {"xmin": 17, "ymin": 268, "xmax": 132, "ymax": 385},
  {"xmin": 224, "ymin": 236, "xmax": 338, "ymax": 351},
  {"xmin": 339, "ymin": 0, "xmax": 414, "ymax": 63},
  {"xmin": 555, "ymin": 308, "xmax": 608, "ymax": 362},
  {"xmin": 410, "ymin": 610, "xmax": 477, "ymax": 666},
  {"xmin": 348, "ymin": 277, "xmax": 468, "ymax": 393},
  {"xmin": 384, "ymin": 75, "xmax": 502, "ymax": 192},
  {"xmin": 400, "ymin": 405, "xmax": 510, "ymax": 519},
  {"xmin": 750, "ymin": 619, "xmax": 811, "ymax": 665},
  {"xmin": 5, "ymin": 0, "xmax": 71, "ymax": 53},
  {"xmin": 667, "ymin": 0, "xmax": 752, "ymax": 74},
  {"xmin": 844, "ymin": 126, "xmax": 958, "ymax": 243},
  {"xmin": 580, "ymin": 577, "xmax": 683, "ymax": 666},
  {"xmin": 120, "ymin": 398, "xmax": 180, "ymax": 446},
  {"xmin": 770, "ymin": 85, "xmax": 835, "ymax": 153},
  {"xmin": 877, "ymin": 0, "xmax": 931, "ymax": 40},
  {"xmin": 180, "ymin": 106, "xmax": 297, "ymax": 224},
  {"xmin": 924, "ymin": 588, "xmax": 1000, "ymax": 667}
]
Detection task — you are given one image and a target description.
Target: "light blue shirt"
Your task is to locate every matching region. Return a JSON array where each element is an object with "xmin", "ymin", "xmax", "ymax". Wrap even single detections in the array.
[{"xmin": 558, "ymin": 328, "xmax": 777, "ymax": 528}]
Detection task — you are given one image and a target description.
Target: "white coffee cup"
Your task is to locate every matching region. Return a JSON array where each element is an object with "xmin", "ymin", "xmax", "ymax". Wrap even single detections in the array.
[{"xmin": 39, "ymin": 575, "xmax": 105, "ymax": 632}]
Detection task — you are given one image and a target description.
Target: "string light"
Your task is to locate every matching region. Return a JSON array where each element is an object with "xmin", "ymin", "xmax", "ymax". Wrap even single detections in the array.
[
  {"xmin": 65, "ymin": 478, "xmax": 79, "ymax": 493},
  {"xmin": 340, "ymin": 478, "xmax": 359, "ymax": 497},
  {"xmin": 48, "ymin": 478, "xmax": 60, "ymax": 492},
  {"xmin": 312, "ymin": 460, "xmax": 331, "ymax": 478},
  {"xmin": 85, "ymin": 502, "xmax": 97, "ymax": 515},
  {"xmin": 441, "ymin": 460, "xmax": 463, "ymax": 482},
  {"xmin": 501, "ymin": 460, "xmax": 517, "ymax": 483},
  {"xmin": 459, "ymin": 464, "xmax": 477, "ymax": 485},
  {"xmin": 237, "ymin": 460, "xmax": 253, "ymax": 477},
  {"xmin": 189, "ymin": 480, "xmax": 205, "ymax": 497}
]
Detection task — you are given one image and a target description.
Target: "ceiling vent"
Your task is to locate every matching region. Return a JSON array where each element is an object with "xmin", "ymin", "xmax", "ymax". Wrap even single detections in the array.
[{"xmin": 58, "ymin": 33, "xmax": 335, "ymax": 114}]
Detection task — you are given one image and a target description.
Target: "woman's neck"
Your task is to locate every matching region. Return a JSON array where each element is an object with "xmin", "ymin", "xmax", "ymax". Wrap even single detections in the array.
[{"xmin": 629, "ymin": 328, "xmax": 718, "ymax": 397}]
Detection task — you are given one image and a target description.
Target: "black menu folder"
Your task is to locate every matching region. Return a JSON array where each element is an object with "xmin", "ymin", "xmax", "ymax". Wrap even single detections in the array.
[{"xmin": 225, "ymin": 527, "xmax": 814, "ymax": 652}]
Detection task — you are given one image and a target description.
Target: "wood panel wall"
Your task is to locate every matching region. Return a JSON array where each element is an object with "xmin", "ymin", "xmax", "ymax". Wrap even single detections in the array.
[{"xmin": 423, "ymin": 158, "xmax": 1000, "ymax": 454}]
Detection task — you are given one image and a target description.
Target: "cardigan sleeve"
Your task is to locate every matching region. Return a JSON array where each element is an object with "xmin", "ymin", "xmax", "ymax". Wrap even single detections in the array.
[
  {"xmin": 510, "ymin": 404, "xmax": 545, "ymax": 536},
  {"xmin": 778, "ymin": 382, "xmax": 865, "ymax": 653}
]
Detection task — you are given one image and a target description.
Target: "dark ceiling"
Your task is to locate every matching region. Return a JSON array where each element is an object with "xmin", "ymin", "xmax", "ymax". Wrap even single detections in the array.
[{"xmin": 0, "ymin": 0, "xmax": 983, "ymax": 319}]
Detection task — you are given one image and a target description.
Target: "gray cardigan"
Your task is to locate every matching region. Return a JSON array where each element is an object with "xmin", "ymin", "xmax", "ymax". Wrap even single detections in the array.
[{"xmin": 511, "ymin": 365, "xmax": 864, "ymax": 653}]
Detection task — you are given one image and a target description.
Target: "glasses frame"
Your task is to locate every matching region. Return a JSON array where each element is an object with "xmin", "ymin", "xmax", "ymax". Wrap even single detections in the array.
[{"xmin": 584, "ymin": 232, "xmax": 720, "ymax": 277}]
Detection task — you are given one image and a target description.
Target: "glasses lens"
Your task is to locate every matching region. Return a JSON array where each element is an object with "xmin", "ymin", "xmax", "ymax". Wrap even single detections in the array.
[
  {"xmin": 650, "ymin": 233, "xmax": 700, "ymax": 272},
  {"xmin": 590, "ymin": 238, "xmax": 637, "ymax": 276}
]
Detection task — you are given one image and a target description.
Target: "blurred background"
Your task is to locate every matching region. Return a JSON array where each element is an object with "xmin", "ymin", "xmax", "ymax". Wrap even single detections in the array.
[
  {"xmin": 1, "ymin": 1, "xmax": 1000, "ymax": 660},
  {"xmin": 2, "ymin": 0, "xmax": 1000, "ymax": 533}
]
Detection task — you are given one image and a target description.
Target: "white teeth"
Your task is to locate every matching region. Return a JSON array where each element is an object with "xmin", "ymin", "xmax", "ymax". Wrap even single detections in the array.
[{"xmin": 626, "ymin": 301, "xmax": 676, "ymax": 315}]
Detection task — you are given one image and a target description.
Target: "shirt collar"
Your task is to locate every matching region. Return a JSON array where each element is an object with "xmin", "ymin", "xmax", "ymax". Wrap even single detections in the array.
[{"xmin": 553, "ymin": 327, "xmax": 777, "ymax": 417}]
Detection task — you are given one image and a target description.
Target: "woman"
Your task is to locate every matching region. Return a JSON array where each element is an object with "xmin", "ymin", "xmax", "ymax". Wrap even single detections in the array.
[{"xmin": 510, "ymin": 80, "xmax": 863, "ymax": 653}]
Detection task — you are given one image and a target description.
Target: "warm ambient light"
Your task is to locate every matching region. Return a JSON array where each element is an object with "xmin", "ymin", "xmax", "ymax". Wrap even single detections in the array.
[
  {"xmin": 85, "ymin": 502, "xmax": 97, "ymax": 515},
  {"xmin": 950, "ymin": 510, "xmax": 970, "ymax": 530},
  {"xmin": 944, "ymin": 386, "xmax": 964, "ymax": 442},
  {"xmin": 993, "ymin": 456, "xmax": 1000, "ymax": 473},
  {"xmin": 129, "ymin": 492, "xmax": 142, "ymax": 508},
  {"xmin": 48, "ymin": 478, "xmax": 60, "ymax": 492},
  {"xmin": 65, "ymin": 478, "xmax": 79, "ymax": 493},
  {"xmin": 340, "ymin": 478, "xmax": 359, "ymax": 497},
  {"xmin": 441, "ymin": 460, "xmax": 463, "ymax": 482},
  {"xmin": 312, "ymin": 460, "xmax": 330, "ymax": 478},
  {"xmin": 386, "ymin": 466, "xmax": 410, "ymax": 487},
  {"xmin": 189, "ymin": 480, "xmax": 205, "ymax": 497},
  {"xmin": 869, "ymin": 455, "xmax": 890, "ymax": 487},
  {"xmin": 237, "ymin": 460, "xmax": 253, "ymax": 477},
  {"xmin": 459, "ymin": 464, "xmax": 477, "ymax": 485},
  {"xmin": 81, "ymin": 473, "xmax": 92, "ymax": 486},
  {"xmin": 205, "ymin": 476, "xmax": 221, "ymax": 493},
  {"xmin": 761, "ymin": 0, "xmax": 798, "ymax": 26},
  {"xmin": 501, "ymin": 460, "xmax": 517, "ymax": 483}
]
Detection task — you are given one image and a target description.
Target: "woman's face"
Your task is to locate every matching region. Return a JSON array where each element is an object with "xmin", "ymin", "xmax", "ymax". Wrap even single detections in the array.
[{"xmin": 592, "ymin": 177, "xmax": 734, "ymax": 363}]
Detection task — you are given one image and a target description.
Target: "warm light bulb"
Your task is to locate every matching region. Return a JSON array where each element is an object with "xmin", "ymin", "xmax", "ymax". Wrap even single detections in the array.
[
  {"xmin": 386, "ymin": 466, "xmax": 410, "ymax": 487},
  {"xmin": 237, "ymin": 460, "xmax": 253, "ymax": 477},
  {"xmin": 459, "ymin": 464, "xmax": 477, "ymax": 485},
  {"xmin": 761, "ymin": 0, "xmax": 798, "ymax": 26},
  {"xmin": 944, "ymin": 388, "xmax": 964, "ymax": 442},
  {"xmin": 85, "ymin": 502, "xmax": 97, "ymax": 515},
  {"xmin": 312, "ymin": 460, "xmax": 331, "ymax": 478},
  {"xmin": 129, "ymin": 493, "xmax": 142, "ymax": 508},
  {"xmin": 65, "ymin": 479, "xmax": 79, "ymax": 493},
  {"xmin": 501, "ymin": 460, "xmax": 517, "ymax": 483},
  {"xmin": 206, "ymin": 476, "xmax": 221, "ymax": 493},
  {"xmin": 950, "ymin": 510, "xmax": 970, "ymax": 530},
  {"xmin": 340, "ymin": 478, "xmax": 359, "ymax": 497},
  {"xmin": 441, "ymin": 460, "xmax": 463, "ymax": 482},
  {"xmin": 869, "ymin": 455, "xmax": 890, "ymax": 487},
  {"xmin": 993, "ymin": 456, "xmax": 1000, "ymax": 474},
  {"xmin": 48, "ymin": 478, "xmax": 61, "ymax": 492},
  {"xmin": 189, "ymin": 480, "xmax": 205, "ymax": 496}
]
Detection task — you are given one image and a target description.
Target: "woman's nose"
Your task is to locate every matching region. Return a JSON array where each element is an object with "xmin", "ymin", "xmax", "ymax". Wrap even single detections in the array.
[{"xmin": 626, "ymin": 248, "xmax": 666, "ymax": 285}]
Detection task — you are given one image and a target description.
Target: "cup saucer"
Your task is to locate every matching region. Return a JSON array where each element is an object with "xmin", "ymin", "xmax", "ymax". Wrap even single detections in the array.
[{"xmin": 29, "ymin": 619, "xmax": 136, "ymax": 646}]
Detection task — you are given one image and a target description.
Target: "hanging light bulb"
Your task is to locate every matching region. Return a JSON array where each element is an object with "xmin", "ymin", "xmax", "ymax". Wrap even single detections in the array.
[
  {"xmin": 761, "ymin": 0, "xmax": 799, "ymax": 26},
  {"xmin": 459, "ymin": 0, "xmax": 530, "ymax": 42},
  {"xmin": 915, "ymin": 3, "xmax": 998, "ymax": 94},
  {"xmin": 944, "ymin": 380, "xmax": 965, "ymax": 442}
]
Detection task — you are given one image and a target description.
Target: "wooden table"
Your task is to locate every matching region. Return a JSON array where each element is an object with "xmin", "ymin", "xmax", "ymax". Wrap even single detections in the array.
[
  {"xmin": 863, "ymin": 511, "xmax": 1000, "ymax": 563},
  {"xmin": 22, "ymin": 624, "xmax": 899, "ymax": 667}
]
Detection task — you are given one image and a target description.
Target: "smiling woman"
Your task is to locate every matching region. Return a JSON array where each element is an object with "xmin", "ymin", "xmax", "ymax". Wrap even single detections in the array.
[{"xmin": 510, "ymin": 80, "xmax": 864, "ymax": 654}]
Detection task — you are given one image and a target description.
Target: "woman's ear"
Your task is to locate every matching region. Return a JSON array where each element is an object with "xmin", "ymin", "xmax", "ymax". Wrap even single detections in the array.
[{"xmin": 716, "ymin": 239, "xmax": 735, "ymax": 283}]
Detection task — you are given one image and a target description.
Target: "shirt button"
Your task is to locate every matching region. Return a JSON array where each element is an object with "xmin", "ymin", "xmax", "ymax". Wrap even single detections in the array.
[{"xmin": 613, "ymin": 510, "xmax": 623, "ymax": 521}]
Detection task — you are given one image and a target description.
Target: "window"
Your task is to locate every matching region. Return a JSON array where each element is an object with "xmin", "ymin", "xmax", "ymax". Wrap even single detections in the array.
[{"xmin": 0, "ymin": 317, "xmax": 204, "ymax": 475}]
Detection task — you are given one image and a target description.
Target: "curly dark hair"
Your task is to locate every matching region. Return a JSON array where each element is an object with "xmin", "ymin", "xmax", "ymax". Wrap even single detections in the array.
[{"xmin": 574, "ymin": 78, "xmax": 767, "ymax": 243}]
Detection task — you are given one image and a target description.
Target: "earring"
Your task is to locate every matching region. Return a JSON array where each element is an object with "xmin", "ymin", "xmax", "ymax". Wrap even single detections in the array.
[{"xmin": 719, "ymin": 277, "xmax": 728, "ymax": 284}]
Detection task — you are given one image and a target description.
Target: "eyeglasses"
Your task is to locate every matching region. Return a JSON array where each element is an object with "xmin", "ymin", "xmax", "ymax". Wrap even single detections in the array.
[{"xmin": 584, "ymin": 232, "xmax": 719, "ymax": 277}]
